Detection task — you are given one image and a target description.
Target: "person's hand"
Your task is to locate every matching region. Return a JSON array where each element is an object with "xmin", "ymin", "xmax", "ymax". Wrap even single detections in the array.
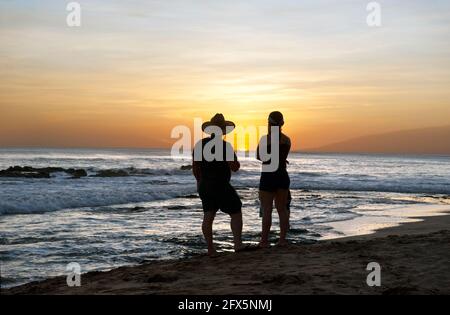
[{"xmin": 228, "ymin": 161, "xmax": 240, "ymax": 172}]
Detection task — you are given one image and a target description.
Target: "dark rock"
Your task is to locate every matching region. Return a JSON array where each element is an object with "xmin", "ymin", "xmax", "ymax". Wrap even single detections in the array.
[
  {"xmin": 0, "ymin": 166, "xmax": 50, "ymax": 178},
  {"xmin": 95, "ymin": 169, "xmax": 129, "ymax": 177},
  {"xmin": 181, "ymin": 194, "xmax": 198, "ymax": 199},
  {"xmin": 167, "ymin": 205, "xmax": 188, "ymax": 210},
  {"xmin": 67, "ymin": 169, "xmax": 88, "ymax": 178},
  {"xmin": 9, "ymin": 166, "xmax": 33, "ymax": 172},
  {"xmin": 40, "ymin": 167, "xmax": 66, "ymax": 173},
  {"xmin": 180, "ymin": 165, "xmax": 193, "ymax": 171},
  {"xmin": 0, "ymin": 166, "xmax": 88, "ymax": 179}
]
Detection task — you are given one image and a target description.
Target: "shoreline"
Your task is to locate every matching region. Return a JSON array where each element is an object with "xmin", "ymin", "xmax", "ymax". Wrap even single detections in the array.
[
  {"xmin": 322, "ymin": 204, "xmax": 450, "ymax": 241},
  {"xmin": 333, "ymin": 210, "xmax": 450, "ymax": 241},
  {"xmin": 3, "ymin": 208, "xmax": 450, "ymax": 295}
]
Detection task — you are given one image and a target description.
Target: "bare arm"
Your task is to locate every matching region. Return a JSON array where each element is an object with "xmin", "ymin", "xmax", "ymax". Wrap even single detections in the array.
[
  {"xmin": 192, "ymin": 141, "xmax": 202, "ymax": 182},
  {"xmin": 256, "ymin": 136, "xmax": 265, "ymax": 161},
  {"xmin": 192, "ymin": 160, "xmax": 201, "ymax": 181},
  {"xmin": 228, "ymin": 152, "xmax": 240, "ymax": 172},
  {"xmin": 256, "ymin": 144, "xmax": 261, "ymax": 161},
  {"xmin": 280, "ymin": 134, "xmax": 291, "ymax": 163}
]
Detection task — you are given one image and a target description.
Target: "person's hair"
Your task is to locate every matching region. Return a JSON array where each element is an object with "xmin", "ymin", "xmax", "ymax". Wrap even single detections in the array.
[{"xmin": 268, "ymin": 111, "xmax": 284, "ymax": 127}]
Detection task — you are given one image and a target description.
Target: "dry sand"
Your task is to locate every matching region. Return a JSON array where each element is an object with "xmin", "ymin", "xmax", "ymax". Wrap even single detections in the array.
[{"xmin": 3, "ymin": 212, "xmax": 450, "ymax": 295}]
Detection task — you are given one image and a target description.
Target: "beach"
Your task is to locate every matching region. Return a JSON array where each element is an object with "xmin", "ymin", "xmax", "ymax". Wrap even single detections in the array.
[
  {"xmin": 1, "ymin": 148, "xmax": 450, "ymax": 290},
  {"xmin": 2, "ymin": 0, "xmax": 450, "ymax": 298},
  {"xmin": 3, "ymin": 210, "xmax": 449, "ymax": 295}
]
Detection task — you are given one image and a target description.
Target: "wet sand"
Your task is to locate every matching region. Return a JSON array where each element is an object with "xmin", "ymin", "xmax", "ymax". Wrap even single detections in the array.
[{"xmin": 3, "ymin": 211, "xmax": 450, "ymax": 295}]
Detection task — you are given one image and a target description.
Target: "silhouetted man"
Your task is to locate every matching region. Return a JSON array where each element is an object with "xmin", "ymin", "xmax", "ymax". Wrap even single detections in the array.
[{"xmin": 192, "ymin": 113, "xmax": 244, "ymax": 256}]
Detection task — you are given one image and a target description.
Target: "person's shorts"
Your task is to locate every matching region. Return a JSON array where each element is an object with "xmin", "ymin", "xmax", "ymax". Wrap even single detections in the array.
[
  {"xmin": 198, "ymin": 181, "xmax": 242, "ymax": 214},
  {"xmin": 259, "ymin": 169, "xmax": 290, "ymax": 192}
]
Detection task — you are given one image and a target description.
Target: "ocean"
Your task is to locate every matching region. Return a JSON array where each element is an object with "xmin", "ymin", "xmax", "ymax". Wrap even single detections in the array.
[{"xmin": 1, "ymin": 148, "xmax": 449, "ymax": 288}]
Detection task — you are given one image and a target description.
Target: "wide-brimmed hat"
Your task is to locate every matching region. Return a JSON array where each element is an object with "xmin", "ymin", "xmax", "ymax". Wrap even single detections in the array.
[{"xmin": 202, "ymin": 113, "xmax": 235, "ymax": 135}]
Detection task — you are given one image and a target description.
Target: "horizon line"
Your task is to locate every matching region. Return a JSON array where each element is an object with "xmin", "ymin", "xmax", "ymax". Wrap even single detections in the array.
[{"xmin": 1, "ymin": 145, "xmax": 449, "ymax": 158}]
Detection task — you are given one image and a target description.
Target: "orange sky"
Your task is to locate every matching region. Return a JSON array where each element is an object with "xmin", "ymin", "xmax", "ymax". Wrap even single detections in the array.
[{"xmin": 1, "ymin": 1, "xmax": 450, "ymax": 151}]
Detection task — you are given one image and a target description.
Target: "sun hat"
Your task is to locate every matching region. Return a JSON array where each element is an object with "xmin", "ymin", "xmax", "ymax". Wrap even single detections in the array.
[{"xmin": 202, "ymin": 113, "xmax": 235, "ymax": 134}]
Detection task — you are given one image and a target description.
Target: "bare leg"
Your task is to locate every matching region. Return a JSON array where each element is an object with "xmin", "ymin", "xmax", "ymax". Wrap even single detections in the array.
[
  {"xmin": 275, "ymin": 189, "xmax": 289, "ymax": 246},
  {"xmin": 202, "ymin": 211, "xmax": 217, "ymax": 256},
  {"xmin": 230, "ymin": 212, "xmax": 243, "ymax": 251},
  {"xmin": 259, "ymin": 190, "xmax": 274, "ymax": 248},
  {"xmin": 287, "ymin": 190, "xmax": 291, "ymax": 231}
]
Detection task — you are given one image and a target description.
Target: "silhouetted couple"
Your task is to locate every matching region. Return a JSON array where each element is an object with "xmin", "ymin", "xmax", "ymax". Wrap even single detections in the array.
[{"xmin": 192, "ymin": 112, "xmax": 291, "ymax": 256}]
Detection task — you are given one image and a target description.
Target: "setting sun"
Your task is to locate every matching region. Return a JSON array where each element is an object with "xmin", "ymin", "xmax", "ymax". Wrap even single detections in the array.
[
  {"xmin": 1, "ymin": 0, "xmax": 450, "ymax": 298},
  {"xmin": 1, "ymin": 1, "xmax": 450, "ymax": 151}
]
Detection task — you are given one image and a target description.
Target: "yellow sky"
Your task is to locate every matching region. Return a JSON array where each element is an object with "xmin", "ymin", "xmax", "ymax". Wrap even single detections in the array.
[{"xmin": 1, "ymin": 1, "xmax": 450, "ymax": 151}]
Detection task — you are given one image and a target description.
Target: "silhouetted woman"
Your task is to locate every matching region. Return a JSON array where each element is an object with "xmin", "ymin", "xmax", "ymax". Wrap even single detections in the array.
[{"xmin": 257, "ymin": 111, "xmax": 291, "ymax": 247}]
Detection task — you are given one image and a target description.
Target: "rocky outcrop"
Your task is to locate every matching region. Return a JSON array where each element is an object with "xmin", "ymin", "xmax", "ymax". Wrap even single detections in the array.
[
  {"xmin": 66, "ymin": 169, "xmax": 88, "ymax": 178},
  {"xmin": 0, "ymin": 166, "xmax": 51, "ymax": 178},
  {"xmin": 0, "ymin": 166, "xmax": 87, "ymax": 179},
  {"xmin": 94, "ymin": 169, "xmax": 129, "ymax": 177}
]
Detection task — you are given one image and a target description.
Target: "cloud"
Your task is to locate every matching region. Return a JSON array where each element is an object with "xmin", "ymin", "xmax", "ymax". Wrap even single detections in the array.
[{"xmin": 1, "ymin": 0, "xmax": 450, "ymax": 147}]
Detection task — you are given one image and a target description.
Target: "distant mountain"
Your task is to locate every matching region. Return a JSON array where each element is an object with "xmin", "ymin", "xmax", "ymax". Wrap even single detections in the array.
[{"xmin": 306, "ymin": 126, "xmax": 450, "ymax": 155}]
